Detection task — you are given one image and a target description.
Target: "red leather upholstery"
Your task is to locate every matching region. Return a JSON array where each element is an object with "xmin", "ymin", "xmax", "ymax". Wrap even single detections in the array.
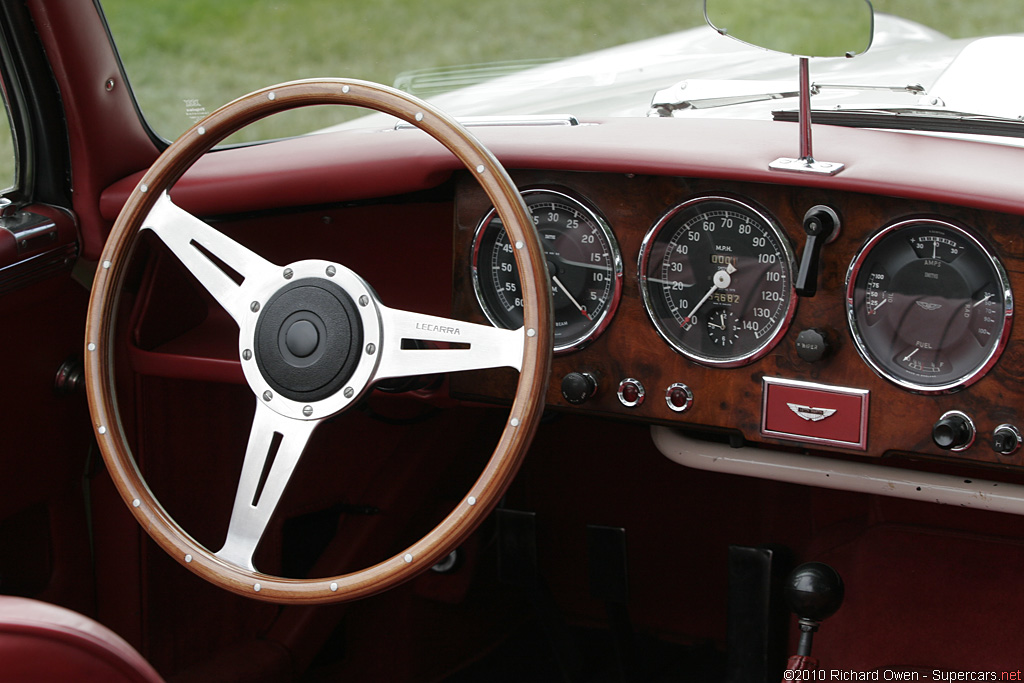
[{"xmin": 0, "ymin": 596, "xmax": 163, "ymax": 682}]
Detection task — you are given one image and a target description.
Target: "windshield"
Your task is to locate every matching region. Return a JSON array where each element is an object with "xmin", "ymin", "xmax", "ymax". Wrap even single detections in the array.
[{"xmin": 102, "ymin": 1, "xmax": 1024, "ymax": 144}]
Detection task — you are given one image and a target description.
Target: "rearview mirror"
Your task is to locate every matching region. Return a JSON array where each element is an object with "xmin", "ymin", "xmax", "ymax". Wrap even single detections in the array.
[{"xmin": 704, "ymin": 0, "xmax": 874, "ymax": 58}]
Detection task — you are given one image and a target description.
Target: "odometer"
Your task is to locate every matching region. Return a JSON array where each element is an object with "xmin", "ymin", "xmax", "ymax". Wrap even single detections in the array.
[
  {"xmin": 638, "ymin": 196, "xmax": 796, "ymax": 366},
  {"xmin": 846, "ymin": 218, "xmax": 1013, "ymax": 393},
  {"xmin": 472, "ymin": 189, "xmax": 622, "ymax": 353}
]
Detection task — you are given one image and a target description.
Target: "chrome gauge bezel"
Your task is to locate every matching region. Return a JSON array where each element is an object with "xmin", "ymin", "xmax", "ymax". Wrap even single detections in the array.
[
  {"xmin": 637, "ymin": 194, "xmax": 797, "ymax": 367},
  {"xmin": 471, "ymin": 188, "xmax": 623, "ymax": 354},
  {"xmin": 845, "ymin": 217, "xmax": 1014, "ymax": 394}
]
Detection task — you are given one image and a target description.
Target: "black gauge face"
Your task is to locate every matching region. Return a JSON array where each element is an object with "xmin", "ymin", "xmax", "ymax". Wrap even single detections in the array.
[
  {"xmin": 472, "ymin": 189, "xmax": 622, "ymax": 353},
  {"xmin": 638, "ymin": 196, "xmax": 796, "ymax": 366},
  {"xmin": 846, "ymin": 219, "xmax": 1013, "ymax": 393}
]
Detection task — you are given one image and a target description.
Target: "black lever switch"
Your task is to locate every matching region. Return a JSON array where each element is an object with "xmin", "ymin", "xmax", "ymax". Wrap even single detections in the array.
[{"xmin": 795, "ymin": 206, "xmax": 840, "ymax": 297}]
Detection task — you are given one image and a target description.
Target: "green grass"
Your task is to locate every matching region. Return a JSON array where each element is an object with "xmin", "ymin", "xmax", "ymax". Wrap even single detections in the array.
[
  {"xmin": 102, "ymin": 0, "xmax": 707, "ymax": 142},
  {"xmin": 0, "ymin": 107, "xmax": 12, "ymax": 191},
  {"xmin": 0, "ymin": 0, "xmax": 1020, "ymax": 174},
  {"xmin": 100, "ymin": 0, "xmax": 1024, "ymax": 144}
]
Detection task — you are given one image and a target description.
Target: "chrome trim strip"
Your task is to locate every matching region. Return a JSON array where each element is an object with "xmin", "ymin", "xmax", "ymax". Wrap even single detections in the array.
[
  {"xmin": 652, "ymin": 426, "xmax": 1024, "ymax": 517},
  {"xmin": 397, "ymin": 115, "xmax": 579, "ymax": 130}
]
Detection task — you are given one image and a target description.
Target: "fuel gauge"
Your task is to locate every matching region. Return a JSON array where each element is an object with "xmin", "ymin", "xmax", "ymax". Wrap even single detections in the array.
[{"xmin": 895, "ymin": 346, "xmax": 947, "ymax": 378}]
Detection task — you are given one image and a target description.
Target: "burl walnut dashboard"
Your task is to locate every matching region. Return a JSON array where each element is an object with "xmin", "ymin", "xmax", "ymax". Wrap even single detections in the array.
[{"xmin": 450, "ymin": 170, "xmax": 1024, "ymax": 470}]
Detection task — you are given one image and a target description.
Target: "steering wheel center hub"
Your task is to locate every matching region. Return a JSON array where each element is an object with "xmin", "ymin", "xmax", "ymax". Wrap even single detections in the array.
[
  {"xmin": 254, "ymin": 278, "xmax": 364, "ymax": 402},
  {"xmin": 285, "ymin": 319, "xmax": 319, "ymax": 358}
]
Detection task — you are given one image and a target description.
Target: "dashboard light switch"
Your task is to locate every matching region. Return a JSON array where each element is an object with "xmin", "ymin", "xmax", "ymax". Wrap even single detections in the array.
[
  {"xmin": 617, "ymin": 378, "xmax": 645, "ymax": 408},
  {"xmin": 665, "ymin": 383, "xmax": 693, "ymax": 412}
]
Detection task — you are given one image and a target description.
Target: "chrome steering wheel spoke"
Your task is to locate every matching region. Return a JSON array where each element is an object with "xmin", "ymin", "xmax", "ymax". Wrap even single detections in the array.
[
  {"xmin": 375, "ymin": 305, "xmax": 525, "ymax": 379},
  {"xmin": 215, "ymin": 402, "xmax": 321, "ymax": 571},
  {"xmin": 141, "ymin": 192, "xmax": 279, "ymax": 324}
]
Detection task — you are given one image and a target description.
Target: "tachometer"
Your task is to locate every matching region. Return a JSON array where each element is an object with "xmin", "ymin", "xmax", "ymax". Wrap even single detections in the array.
[
  {"xmin": 638, "ymin": 195, "xmax": 796, "ymax": 366},
  {"xmin": 472, "ymin": 189, "xmax": 622, "ymax": 353},
  {"xmin": 846, "ymin": 218, "xmax": 1013, "ymax": 393}
]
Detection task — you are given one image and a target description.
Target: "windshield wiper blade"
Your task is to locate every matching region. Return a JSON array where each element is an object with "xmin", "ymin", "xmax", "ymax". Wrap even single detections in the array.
[{"xmin": 773, "ymin": 108, "xmax": 1024, "ymax": 138}]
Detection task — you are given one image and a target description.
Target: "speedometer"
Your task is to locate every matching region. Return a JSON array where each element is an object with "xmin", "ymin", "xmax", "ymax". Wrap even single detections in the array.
[
  {"xmin": 846, "ymin": 218, "xmax": 1013, "ymax": 393},
  {"xmin": 638, "ymin": 195, "xmax": 796, "ymax": 366},
  {"xmin": 472, "ymin": 189, "xmax": 622, "ymax": 353}
]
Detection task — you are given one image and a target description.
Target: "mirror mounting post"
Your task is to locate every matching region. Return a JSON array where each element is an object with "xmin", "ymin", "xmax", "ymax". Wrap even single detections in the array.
[
  {"xmin": 769, "ymin": 57, "xmax": 845, "ymax": 176},
  {"xmin": 798, "ymin": 59, "xmax": 813, "ymax": 160},
  {"xmin": 702, "ymin": 0, "xmax": 874, "ymax": 178}
]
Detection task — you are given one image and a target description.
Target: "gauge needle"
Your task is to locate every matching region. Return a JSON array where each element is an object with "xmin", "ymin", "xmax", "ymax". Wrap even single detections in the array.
[
  {"xmin": 552, "ymin": 274, "xmax": 591, "ymax": 320},
  {"xmin": 871, "ymin": 299, "xmax": 888, "ymax": 313},
  {"xmin": 903, "ymin": 348, "xmax": 919, "ymax": 362},
  {"xmin": 972, "ymin": 293, "xmax": 993, "ymax": 308},
  {"xmin": 683, "ymin": 264, "xmax": 735, "ymax": 326}
]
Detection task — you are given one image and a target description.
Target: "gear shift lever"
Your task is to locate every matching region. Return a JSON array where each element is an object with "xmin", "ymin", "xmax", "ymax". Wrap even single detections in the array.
[{"xmin": 783, "ymin": 562, "xmax": 844, "ymax": 676}]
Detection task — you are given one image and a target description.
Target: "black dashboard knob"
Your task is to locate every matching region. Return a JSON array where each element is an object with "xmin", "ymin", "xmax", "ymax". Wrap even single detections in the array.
[
  {"xmin": 932, "ymin": 411, "xmax": 975, "ymax": 451},
  {"xmin": 993, "ymin": 425, "xmax": 1022, "ymax": 456},
  {"xmin": 795, "ymin": 328, "xmax": 830, "ymax": 362},
  {"xmin": 561, "ymin": 372, "xmax": 597, "ymax": 405}
]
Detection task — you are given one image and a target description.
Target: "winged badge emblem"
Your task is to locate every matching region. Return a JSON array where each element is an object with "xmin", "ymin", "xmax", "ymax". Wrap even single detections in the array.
[
  {"xmin": 916, "ymin": 301, "xmax": 943, "ymax": 311},
  {"xmin": 787, "ymin": 403, "xmax": 837, "ymax": 422}
]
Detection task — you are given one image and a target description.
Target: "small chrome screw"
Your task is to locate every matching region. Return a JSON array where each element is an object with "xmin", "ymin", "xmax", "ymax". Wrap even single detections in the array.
[
  {"xmin": 343, "ymin": 387, "xmax": 354, "ymax": 399},
  {"xmin": 283, "ymin": 268, "xmax": 294, "ymax": 280},
  {"xmin": 251, "ymin": 301, "xmax": 260, "ymax": 313},
  {"xmin": 326, "ymin": 265, "xmax": 336, "ymax": 277},
  {"xmin": 302, "ymin": 405, "xmax": 313, "ymax": 417},
  {"xmin": 263, "ymin": 390, "xmax": 273, "ymax": 402},
  {"xmin": 242, "ymin": 349, "xmax": 252, "ymax": 361},
  {"xmin": 359, "ymin": 295, "xmax": 369, "ymax": 307},
  {"xmin": 366, "ymin": 343, "xmax": 376, "ymax": 355}
]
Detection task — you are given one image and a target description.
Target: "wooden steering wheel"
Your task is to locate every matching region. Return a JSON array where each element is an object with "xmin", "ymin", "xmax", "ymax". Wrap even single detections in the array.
[{"xmin": 84, "ymin": 79, "xmax": 552, "ymax": 604}]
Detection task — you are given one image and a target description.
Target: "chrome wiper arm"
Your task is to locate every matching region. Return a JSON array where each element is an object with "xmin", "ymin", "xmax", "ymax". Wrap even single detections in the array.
[
  {"xmin": 652, "ymin": 90, "xmax": 800, "ymax": 115},
  {"xmin": 811, "ymin": 82, "xmax": 926, "ymax": 95},
  {"xmin": 650, "ymin": 80, "xmax": 800, "ymax": 117},
  {"xmin": 650, "ymin": 80, "xmax": 926, "ymax": 118}
]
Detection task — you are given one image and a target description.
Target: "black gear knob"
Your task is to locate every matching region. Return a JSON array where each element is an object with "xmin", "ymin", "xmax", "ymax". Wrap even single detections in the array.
[{"xmin": 785, "ymin": 562, "xmax": 844, "ymax": 622}]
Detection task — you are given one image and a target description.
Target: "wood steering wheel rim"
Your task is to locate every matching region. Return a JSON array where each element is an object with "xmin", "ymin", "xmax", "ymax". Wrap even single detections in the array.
[{"xmin": 84, "ymin": 79, "xmax": 552, "ymax": 604}]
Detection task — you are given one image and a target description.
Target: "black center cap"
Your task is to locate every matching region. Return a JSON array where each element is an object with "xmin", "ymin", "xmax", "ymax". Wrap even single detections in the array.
[
  {"xmin": 285, "ymin": 320, "xmax": 319, "ymax": 358},
  {"xmin": 254, "ymin": 278, "xmax": 364, "ymax": 402}
]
